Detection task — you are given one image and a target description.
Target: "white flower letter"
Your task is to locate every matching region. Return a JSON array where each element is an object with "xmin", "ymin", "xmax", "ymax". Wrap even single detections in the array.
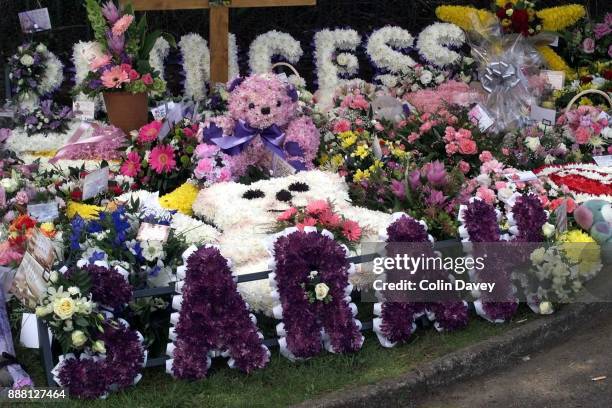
[
  {"xmin": 248, "ymin": 30, "xmax": 303, "ymax": 74},
  {"xmin": 314, "ymin": 28, "xmax": 361, "ymax": 94},
  {"xmin": 417, "ymin": 23, "xmax": 465, "ymax": 67},
  {"xmin": 366, "ymin": 26, "xmax": 416, "ymax": 84},
  {"xmin": 179, "ymin": 33, "xmax": 210, "ymax": 101}
]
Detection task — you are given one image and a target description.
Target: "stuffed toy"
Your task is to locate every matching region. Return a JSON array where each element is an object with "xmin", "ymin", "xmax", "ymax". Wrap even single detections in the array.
[
  {"xmin": 201, "ymin": 73, "xmax": 320, "ymax": 178},
  {"xmin": 574, "ymin": 199, "xmax": 612, "ymax": 262}
]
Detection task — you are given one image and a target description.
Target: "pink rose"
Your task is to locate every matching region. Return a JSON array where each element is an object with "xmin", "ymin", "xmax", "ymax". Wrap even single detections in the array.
[
  {"xmin": 574, "ymin": 127, "xmax": 592, "ymax": 144},
  {"xmin": 458, "ymin": 138, "xmax": 477, "ymax": 155},
  {"xmin": 15, "ymin": 190, "xmax": 29, "ymax": 205},
  {"xmin": 445, "ymin": 142, "xmax": 459, "ymax": 155},
  {"xmin": 407, "ymin": 132, "xmax": 420, "ymax": 143},
  {"xmin": 218, "ymin": 167, "xmax": 232, "ymax": 182},
  {"xmin": 582, "ymin": 38, "xmax": 595, "ymax": 54},
  {"xmin": 128, "ymin": 69, "xmax": 140, "ymax": 81},
  {"xmin": 494, "ymin": 181, "xmax": 507, "ymax": 190},
  {"xmin": 479, "ymin": 150, "xmax": 493, "ymax": 162},
  {"xmin": 458, "ymin": 160, "xmax": 471, "ymax": 174},
  {"xmin": 195, "ymin": 143, "xmax": 219, "ymax": 159},
  {"xmin": 194, "ymin": 158, "xmax": 214, "ymax": 179},
  {"xmin": 142, "ymin": 73, "xmax": 154, "ymax": 85}
]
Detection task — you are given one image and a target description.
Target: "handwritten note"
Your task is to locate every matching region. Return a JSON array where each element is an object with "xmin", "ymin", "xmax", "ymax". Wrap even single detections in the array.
[
  {"xmin": 12, "ymin": 252, "xmax": 48, "ymax": 306},
  {"xmin": 541, "ymin": 70, "xmax": 565, "ymax": 90},
  {"xmin": 469, "ymin": 104, "xmax": 494, "ymax": 132},
  {"xmin": 530, "ymin": 105, "xmax": 557, "ymax": 126},
  {"xmin": 27, "ymin": 230, "xmax": 57, "ymax": 270},
  {"xmin": 18, "ymin": 8, "xmax": 51, "ymax": 33},
  {"xmin": 73, "ymin": 100, "xmax": 95, "ymax": 121},
  {"xmin": 28, "ymin": 201, "xmax": 59, "ymax": 222}
]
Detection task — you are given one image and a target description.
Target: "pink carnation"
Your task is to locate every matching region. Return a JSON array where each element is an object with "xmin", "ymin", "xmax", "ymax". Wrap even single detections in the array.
[
  {"xmin": 574, "ymin": 127, "xmax": 592, "ymax": 144},
  {"xmin": 141, "ymin": 73, "xmax": 154, "ymax": 86},
  {"xmin": 112, "ymin": 15, "xmax": 134, "ymax": 37},
  {"xmin": 194, "ymin": 158, "xmax": 214, "ymax": 179},
  {"xmin": 218, "ymin": 167, "xmax": 232, "ymax": 182},
  {"xmin": 458, "ymin": 160, "xmax": 471, "ymax": 174},
  {"xmin": 476, "ymin": 187, "xmax": 496, "ymax": 205},
  {"xmin": 333, "ymin": 119, "xmax": 351, "ymax": 134},
  {"xmin": 479, "ymin": 150, "xmax": 493, "ymax": 162},
  {"xmin": 195, "ymin": 143, "xmax": 220, "ymax": 159}
]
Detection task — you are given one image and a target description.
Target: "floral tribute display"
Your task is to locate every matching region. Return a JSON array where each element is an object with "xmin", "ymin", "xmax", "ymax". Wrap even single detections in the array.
[
  {"xmin": 268, "ymin": 228, "xmax": 363, "ymax": 360},
  {"xmin": 373, "ymin": 214, "xmax": 468, "ymax": 347},
  {"xmin": 7, "ymin": 42, "xmax": 64, "ymax": 110},
  {"xmin": 75, "ymin": 0, "xmax": 168, "ymax": 97},
  {"xmin": 167, "ymin": 245, "xmax": 269, "ymax": 379},
  {"xmin": 2, "ymin": 0, "xmax": 612, "ymax": 401}
]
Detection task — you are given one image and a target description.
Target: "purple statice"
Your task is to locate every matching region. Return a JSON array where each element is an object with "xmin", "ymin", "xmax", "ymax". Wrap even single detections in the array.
[
  {"xmin": 463, "ymin": 199, "xmax": 501, "ymax": 242},
  {"xmin": 98, "ymin": 321, "xmax": 145, "ymax": 390},
  {"xmin": 171, "ymin": 247, "xmax": 269, "ymax": 379},
  {"xmin": 511, "ymin": 194, "xmax": 547, "ymax": 242},
  {"xmin": 272, "ymin": 231, "xmax": 363, "ymax": 359},
  {"xmin": 86, "ymin": 264, "xmax": 133, "ymax": 309},
  {"xmin": 56, "ymin": 357, "xmax": 108, "ymax": 399}
]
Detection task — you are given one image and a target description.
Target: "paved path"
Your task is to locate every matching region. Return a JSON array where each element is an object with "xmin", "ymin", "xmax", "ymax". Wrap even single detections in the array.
[{"xmin": 418, "ymin": 312, "xmax": 612, "ymax": 408}]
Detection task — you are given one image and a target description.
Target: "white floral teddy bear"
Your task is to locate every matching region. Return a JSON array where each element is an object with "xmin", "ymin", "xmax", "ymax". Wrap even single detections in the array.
[
  {"xmin": 192, "ymin": 170, "xmax": 394, "ymax": 314},
  {"xmin": 201, "ymin": 73, "xmax": 320, "ymax": 178}
]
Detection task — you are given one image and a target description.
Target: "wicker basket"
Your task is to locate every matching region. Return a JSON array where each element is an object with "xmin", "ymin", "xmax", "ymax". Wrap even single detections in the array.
[{"xmin": 565, "ymin": 89, "xmax": 612, "ymax": 112}]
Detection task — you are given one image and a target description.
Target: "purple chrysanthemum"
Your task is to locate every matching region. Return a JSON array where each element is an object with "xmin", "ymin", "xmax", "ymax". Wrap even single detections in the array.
[
  {"xmin": 511, "ymin": 194, "xmax": 547, "ymax": 242},
  {"xmin": 86, "ymin": 265, "xmax": 133, "ymax": 309},
  {"xmin": 463, "ymin": 199, "xmax": 501, "ymax": 242},
  {"xmin": 98, "ymin": 321, "xmax": 145, "ymax": 389},
  {"xmin": 56, "ymin": 357, "xmax": 107, "ymax": 399}
]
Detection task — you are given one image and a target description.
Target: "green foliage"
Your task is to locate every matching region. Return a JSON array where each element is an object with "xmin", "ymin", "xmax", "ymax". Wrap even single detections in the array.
[{"xmin": 84, "ymin": 0, "xmax": 108, "ymax": 48}]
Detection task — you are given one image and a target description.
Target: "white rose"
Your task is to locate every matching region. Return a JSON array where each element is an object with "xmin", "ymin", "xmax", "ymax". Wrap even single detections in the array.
[
  {"xmin": 67, "ymin": 286, "xmax": 80, "ymax": 296},
  {"xmin": 314, "ymin": 283, "xmax": 330, "ymax": 301},
  {"xmin": 53, "ymin": 297, "xmax": 76, "ymax": 320},
  {"xmin": 308, "ymin": 270, "xmax": 319, "ymax": 279},
  {"xmin": 544, "ymin": 155, "xmax": 556, "ymax": 164},
  {"xmin": 542, "ymin": 223, "xmax": 555, "ymax": 238},
  {"xmin": 592, "ymin": 77, "xmax": 606, "ymax": 88},
  {"xmin": 20, "ymin": 55, "xmax": 34, "ymax": 66},
  {"xmin": 35, "ymin": 305, "xmax": 52, "ymax": 317},
  {"xmin": 525, "ymin": 137, "xmax": 541, "ymax": 152},
  {"xmin": 71, "ymin": 330, "xmax": 87, "ymax": 347},
  {"xmin": 476, "ymin": 174, "xmax": 491, "ymax": 187},
  {"xmin": 35, "ymin": 43, "xmax": 47, "ymax": 53},
  {"xmin": 497, "ymin": 187, "xmax": 514, "ymax": 203},
  {"xmin": 435, "ymin": 74, "xmax": 446, "ymax": 84},
  {"xmin": 539, "ymin": 301, "xmax": 553, "ymax": 315},
  {"xmin": 601, "ymin": 127, "xmax": 612, "ymax": 140},
  {"xmin": 0, "ymin": 178, "xmax": 19, "ymax": 193},
  {"xmin": 336, "ymin": 54, "xmax": 349, "ymax": 66},
  {"xmin": 92, "ymin": 340, "xmax": 106, "ymax": 354},
  {"xmin": 419, "ymin": 71, "xmax": 433, "ymax": 85},
  {"xmin": 506, "ymin": 8, "xmax": 514, "ymax": 16}
]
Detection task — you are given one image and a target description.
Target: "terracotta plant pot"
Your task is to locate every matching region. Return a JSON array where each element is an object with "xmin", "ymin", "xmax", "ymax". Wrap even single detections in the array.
[{"xmin": 103, "ymin": 92, "xmax": 149, "ymax": 134}]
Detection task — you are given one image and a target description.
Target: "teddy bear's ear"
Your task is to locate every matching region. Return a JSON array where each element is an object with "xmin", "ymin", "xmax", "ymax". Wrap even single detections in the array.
[
  {"xmin": 286, "ymin": 84, "xmax": 299, "ymax": 103},
  {"xmin": 227, "ymin": 76, "xmax": 245, "ymax": 92}
]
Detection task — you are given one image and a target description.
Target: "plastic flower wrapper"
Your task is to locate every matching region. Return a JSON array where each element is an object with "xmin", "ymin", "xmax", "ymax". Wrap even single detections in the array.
[{"xmin": 467, "ymin": 12, "xmax": 544, "ymax": 132}]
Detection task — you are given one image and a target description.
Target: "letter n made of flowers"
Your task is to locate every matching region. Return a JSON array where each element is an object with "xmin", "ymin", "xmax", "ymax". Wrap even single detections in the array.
[{"xmin": 167, "ymin": 245, "xmax": 270, "ymax": 379}]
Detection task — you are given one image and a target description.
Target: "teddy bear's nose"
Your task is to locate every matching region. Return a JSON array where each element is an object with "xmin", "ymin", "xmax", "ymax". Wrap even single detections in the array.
[{"xmin": 261, "ymin": 106, "xmax": 271, "ymax": 115}]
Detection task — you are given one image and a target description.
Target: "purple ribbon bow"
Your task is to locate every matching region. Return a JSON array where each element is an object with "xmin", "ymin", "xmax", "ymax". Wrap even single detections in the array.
[{"xmin": 205, "ymin": 120, "xmax": 287, "ymax": 159}]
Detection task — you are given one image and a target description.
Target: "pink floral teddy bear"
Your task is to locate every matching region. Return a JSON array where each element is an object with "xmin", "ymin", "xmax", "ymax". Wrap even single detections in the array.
[{"xmin": 201, "ymin": 73, "xmax": 320, "ymax": 178}]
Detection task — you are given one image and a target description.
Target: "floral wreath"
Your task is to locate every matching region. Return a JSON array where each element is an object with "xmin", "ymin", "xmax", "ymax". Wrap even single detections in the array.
[
  {"xmin": 536, "ymin": 163, "xmax": 612, "ymax": 203},
  {"xmin": 267, "ymin": 227, "xmax": 364, "ymax": 361},
  {"xmin": 167, "ymin": 245, "xmax": 269, "ymax": 379},
  {"xmin": 8, "ymin": 42, "xmax": 64, "ymax": 109},
  {"xmin": 373, "ymin": 213, "xmax": 468, "ymax": 347}
]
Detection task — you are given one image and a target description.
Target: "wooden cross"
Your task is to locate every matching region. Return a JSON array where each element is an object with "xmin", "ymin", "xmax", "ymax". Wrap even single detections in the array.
[{"xmin": 123, "ymin": 0, "xmax": 316, "ymax": 84}]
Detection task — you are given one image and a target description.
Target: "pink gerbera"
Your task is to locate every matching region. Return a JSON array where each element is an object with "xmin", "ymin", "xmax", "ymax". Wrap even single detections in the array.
[
  {"xmin": 90, "ymin": 54, "xmax": 112, "ymax": 71},
  {"xmin": 112, "ymin": 15, "xmax": 134, "ymax": 37},
  {"xmin": 101, "ymin": 66, "xmax": 128, "ymax": 89},
  {"xmin": 306, "ymin": 200, "xmax": 330, "ymax": 216},
  {"xmin": 297, "ymin": 217, "xmax": 318, "ymax": 231},
  {"xmin": 342, "ymin": 220, "xmax": 362, "ymax": 242},
  {"xmin": 120, "ymin": 151, "xmax": 141, "ymax": 177},
  {"xmin": 277, "ymin": 207, "xmax": 298, "ymax": 222},
  {"xmin": 138, "ymin": 121, "xmax": 163, "ymax": 143},
  {"xmin": 149, "ymin": 145, "xmax": 176, "ymax": 174}
]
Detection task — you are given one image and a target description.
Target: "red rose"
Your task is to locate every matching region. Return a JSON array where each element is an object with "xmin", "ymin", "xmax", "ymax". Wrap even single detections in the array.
[
  {"xmin": 511, "ymin": 9, "xmax": 530, "ymax": 35},
  {"xmin": 580, "ymin": 75, "xmax": 593, "ymax": 84},
  {"xmin": 71, "ymin": 190, "xmax": 83, "ymax": 201},
  {"xmin": 603, "ymin": 69, "xmax": 612, "ymax": 81},
  {"xmin": 110, "ymin": 183, "xmax": 123, "ymax": 195}
]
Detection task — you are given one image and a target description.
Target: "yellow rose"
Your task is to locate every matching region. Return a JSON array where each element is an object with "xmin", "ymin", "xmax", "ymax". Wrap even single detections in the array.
[
  {"xmin": 53, "ymin": 297, "xmax": 76, "ymax": 320},
  {"xmin": 39, "ymin": 222, "xmax": 55, "ymax": 235},
  {"xmin": 71, "ymin": 330, "xmax": 87, "ymax": 347}
]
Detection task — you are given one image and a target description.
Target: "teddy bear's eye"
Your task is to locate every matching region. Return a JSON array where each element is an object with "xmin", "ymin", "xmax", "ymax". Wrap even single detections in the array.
[
  {"xmin": 242, "ymin": 189, "xmax": 265, "ymax": 199},
  {"xmin": 276, "ymin": 100, "xmax": 281, "ymax": 107},
  {"xmin": 288, "ymin": 182, "xmax": 309, "ymax": 192},
  {"xmin": 248, "ymin": 103, "xmax": 255, "ymax": 110}
]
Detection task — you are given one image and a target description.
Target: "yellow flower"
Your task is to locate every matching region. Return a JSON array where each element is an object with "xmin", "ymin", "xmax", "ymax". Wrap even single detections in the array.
[
  {"xmin": 66, "ymin": 201, "xmax": 102, "ymax": 220},
  {"xmin": 53, "ymin": 297, "xmax": 76, "ymax": 320},
  {"xmin": 319, "ymin": 154, "xmax": 329, "ymax": 164},
  {"xmin": 579, "ymin": 97, "xmax": 594, "ymax": 106},
  {"xmin": 353, "ymin": 144, "xmax": 370, "ymax": 159},
  {"xmin": 341, "ymin": 133, "xmax": 357, "ymax": 149},
  {"xmin": 536, "ymin": 45, "xmax": 576, "ymax": 78},
  {"xmin": 536, "ymin": 5, "xmax": 585, "ymax": 32},
  {"xmin": 559, "ymin": 230, "xmax": 600, "ymax": 274},
  {"xmin": 39, "ymin": 222, "xmax": 55, "ymax": 235},
  {"xmin": 369, "ymin": 160, "xmax": 384, "ymax": 173},
  {"xmin": 353, "ymin": 169, "xmax": 371, "ymax": 183},
  {"xmin": 331, "ymin": 154, "xmax": 344, "ymax": 167},
  {"xmin": 160, "ymin": 182, "xmax": 200, "ymax": 216},
  {"xmin": 501, "ymin": 18, "xmax": 511, "ymax": 27},
  {"xmin": 435, "ymin": 6, "xmax": 495, "ymax": 32}
]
